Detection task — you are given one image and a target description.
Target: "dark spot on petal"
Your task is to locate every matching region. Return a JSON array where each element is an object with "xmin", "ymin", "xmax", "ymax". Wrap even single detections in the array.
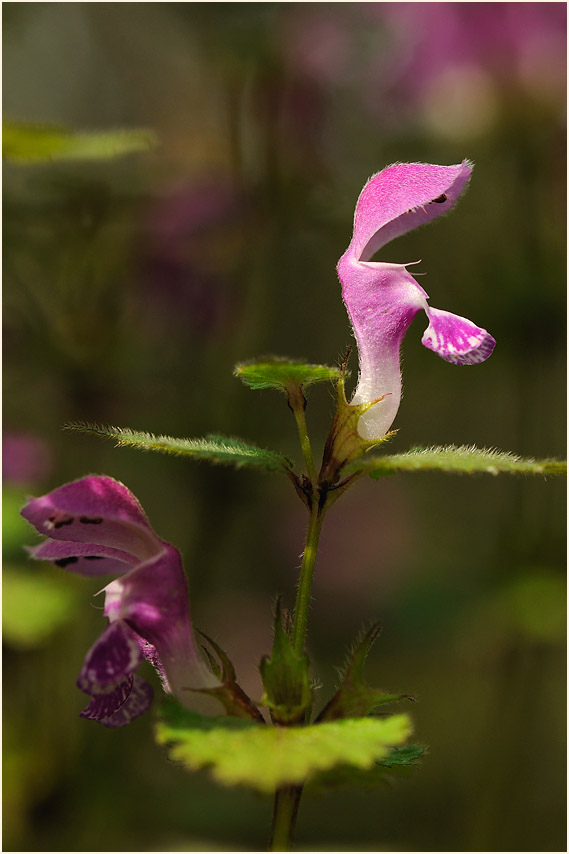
[
  {"xmin": 84, "ymin": 555, "xmax": 104, "ymax": 561},
  {"xmin": 79, "ymin": 516, "xmax": 103, "ymax": 525},
  {"xmin": 54, "ymin": 556, "xmax": 79, "ymax": 567},
  {"xmin": 430, "ymin": 194, "xmax": 447, "ymax": 204},
  {"xmin": 54, "ymin": 517, "xmax": 74, "ymax": 529}
]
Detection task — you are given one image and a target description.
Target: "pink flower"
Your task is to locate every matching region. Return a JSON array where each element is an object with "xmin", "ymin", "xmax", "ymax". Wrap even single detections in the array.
[
  {"xmin": 338, "ymin": 161, "xmax": 495, "ymax": 440},
  {"xmin": 22, "ymin": 476, "xmax": 219, "ymax": 726}
]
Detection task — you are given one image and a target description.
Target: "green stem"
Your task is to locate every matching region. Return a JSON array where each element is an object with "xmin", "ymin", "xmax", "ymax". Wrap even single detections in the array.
[
  {"xmin": 269, "ymin": 391, "xmax": 327, "ymax": 850},
  {"xmin": 288, "ymin": 387, "xmax": 318, "ymax": 487},
  {"xmin": 292, "ymin": 500, "xmax": 325, "ymax": 658},
  {"xmin": 268, "ymin": 483, "xmax": 325, "ymax": 851},
  {"xmin": 269, "ymin": 785, "xmax": 303, "ymax": 851}
]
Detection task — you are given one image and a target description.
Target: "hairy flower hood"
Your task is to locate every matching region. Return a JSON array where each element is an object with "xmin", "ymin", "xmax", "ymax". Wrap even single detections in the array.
[{"xmin": 338, "ymin": 160, "xmax": 495, "ymax": 440}]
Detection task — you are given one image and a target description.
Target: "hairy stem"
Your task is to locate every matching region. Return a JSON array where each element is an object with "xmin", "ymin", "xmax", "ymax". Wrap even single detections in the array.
[{"xmin": 292, "ymin": 499, "xmax": 325, "ymax": 658}]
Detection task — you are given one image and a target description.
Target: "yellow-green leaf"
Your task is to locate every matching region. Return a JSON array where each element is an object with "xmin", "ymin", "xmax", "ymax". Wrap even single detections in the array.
[{"xmin": 156, "ymin": 701, "xmax": 412, "ymax": 794}]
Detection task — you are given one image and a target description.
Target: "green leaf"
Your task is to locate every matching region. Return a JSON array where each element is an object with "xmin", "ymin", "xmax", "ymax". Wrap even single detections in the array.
[
  {"xmin": 3, "ymin": 120, "xmax": 157, "ymax": 163},
  {"xmin": 156, "ymin": 699, "xmax": 412, "ymax": 794},
  {"xmin": 65, "ymin": 423, "xmax": 293, "ymax": 474},
  {"xmin": 378, "ymin": 744, "xmax": 425, "ymax": 768},
  {"xmin": 346, "ymin": 445, "xmax": 567, "ymax": 478},
  {"xmin": 317, "ymin": 624, "xmax": 411, "ymax": 722},
  {"xmin": 308, "ymin": 745, "xmax": 426, "ymax": 791},
  {"xmin": 196, "ymin": 632, "xmax": 265, "ymax": 722},
  {"xmin": 234, "ymin": 358, "xmax": 343, "ymax": 392},
  {"xmin": 2, "ymin": 566, "xmax": 79, "ymax": 648}
]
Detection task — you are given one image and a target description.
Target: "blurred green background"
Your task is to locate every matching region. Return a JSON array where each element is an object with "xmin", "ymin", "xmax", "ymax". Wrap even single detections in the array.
[{"xmin": 3, "ymin": 3, "xmax": 566, "ymax": 851}]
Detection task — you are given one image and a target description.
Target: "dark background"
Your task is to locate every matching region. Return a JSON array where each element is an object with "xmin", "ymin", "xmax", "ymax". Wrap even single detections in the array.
[{"xmin": 3, "ymin": 3, "xmax": 566, "ymax": 851}]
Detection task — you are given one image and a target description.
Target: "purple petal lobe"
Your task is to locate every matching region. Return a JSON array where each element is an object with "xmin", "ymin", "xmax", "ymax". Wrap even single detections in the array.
[
  {"xmin": 97, "ymin": 676, "xmax": 154, "ymax": 728},
  {"xmin": 422, "ymin": 307, "xmax": 496, "ymax": 365},
  {"xmin": 349, "ymin": 160, "xmax": 472, "ymax": 261},
  {"xmin": 28, "ymin": 540, "xmax": 136, "ymax": 576},
  {"xmin": 21, "ymin": 475, "xmax": 162, "ymax": 562},
  {"xmin": 80, "ymin": 675, "xmax": 134, "ymax": 721},
  {"xmin": 77, "ymin": 621, "xmax": 141, "ymax": 693}
]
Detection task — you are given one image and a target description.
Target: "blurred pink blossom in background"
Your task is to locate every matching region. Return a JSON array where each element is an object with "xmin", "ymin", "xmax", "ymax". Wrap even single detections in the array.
[
  {"xmin": 3, "ymin": 432, "xmax": 53, "ymax": 487},
  {"xmin": 281, "ymin": 2, "xmax": 566, "ymax": 137},
  {"xmin": 139, "ymin": 178, "xmax": 251, "ymax": 338}
]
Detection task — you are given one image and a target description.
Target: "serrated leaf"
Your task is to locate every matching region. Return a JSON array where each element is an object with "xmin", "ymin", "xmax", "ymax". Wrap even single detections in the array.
[
  {"xmin": 378, "ymin": 744, "xmax": 425, "ymax": 768},
  {"xmin": 308, "ymin": 744, "xmax": 425, "ymax": 791},
  {"xmin": 346, "ymin": 445, "xmax": 567, "ymax": 478},
  {"xmin": 65, "ymin": 423, "xmax": 293, "ymax": 474},
  {"xmin": 3, "ymin": 120, "xmax": 157, "ymax": 163},
  {"xmin": 318, "ymin": 624, "xmax": 410, "ymax": 722},
  {"xmin": 234, "ymin": 358, "xmax": 343, "ymax": 392},
  {"xmin": 156, "ymin": 700, "xmax": 412, "ymax": 794}
]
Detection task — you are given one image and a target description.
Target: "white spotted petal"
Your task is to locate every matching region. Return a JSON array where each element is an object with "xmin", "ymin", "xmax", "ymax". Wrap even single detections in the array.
[{"xmin": 422, "ymin": 307, "xmax": 496, "ymax": 365}]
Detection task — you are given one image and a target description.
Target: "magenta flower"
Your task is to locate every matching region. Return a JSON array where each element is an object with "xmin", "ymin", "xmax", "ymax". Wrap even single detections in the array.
[
  {"xmin": 21, "ymin": 476, "xmax": 220, "ymax": 727},
  {"xmin": 337, "ymin": 160, "xmax": 495, "ymax": 440}
]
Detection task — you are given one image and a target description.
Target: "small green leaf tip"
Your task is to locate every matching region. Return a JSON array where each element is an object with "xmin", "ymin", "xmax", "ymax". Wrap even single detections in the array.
[
  {"xmin": 156, "ymin": 699, "xmax": 412, "ymax": 794},
  {"xmin": 64, "ymin": 423, "xmax": 293, "ymax": 474},
  {"xmin": 234, "ymin": 358, "xmax": 343, "ymax": 392},
  {"xmin": 308, "ymin": 744, "xmax": 426, "ymax": 791},
  {"xmin": 346, "ymin": 445, "xmax": 567, "ymax": 478},
  {"xmin": 3, "ymin": 120, "xmax": 157, "ymax": 163},
  {"xmin": 317, "ymin": 624, "xmax": 411, "ymax": 722},
  {"xmin": 195, "ymin": 632, "xmax": 265, "ymax": 722},
  {"xmin": 378, "ymin": 744, "xmax": 425, "ymax": 768}
]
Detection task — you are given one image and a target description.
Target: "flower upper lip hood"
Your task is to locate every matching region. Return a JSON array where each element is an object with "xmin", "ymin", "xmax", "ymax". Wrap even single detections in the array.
[
  {"xmin": 338, "ymin": 160, "xmax": 496, "ymax": 441},
  {"xmin": 22, "ymin": 475, "xmax": 220, "ymax": 726},
  {"xmin": 345, "ymin": 160, "xmax": 474, "ymax": 262}
]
